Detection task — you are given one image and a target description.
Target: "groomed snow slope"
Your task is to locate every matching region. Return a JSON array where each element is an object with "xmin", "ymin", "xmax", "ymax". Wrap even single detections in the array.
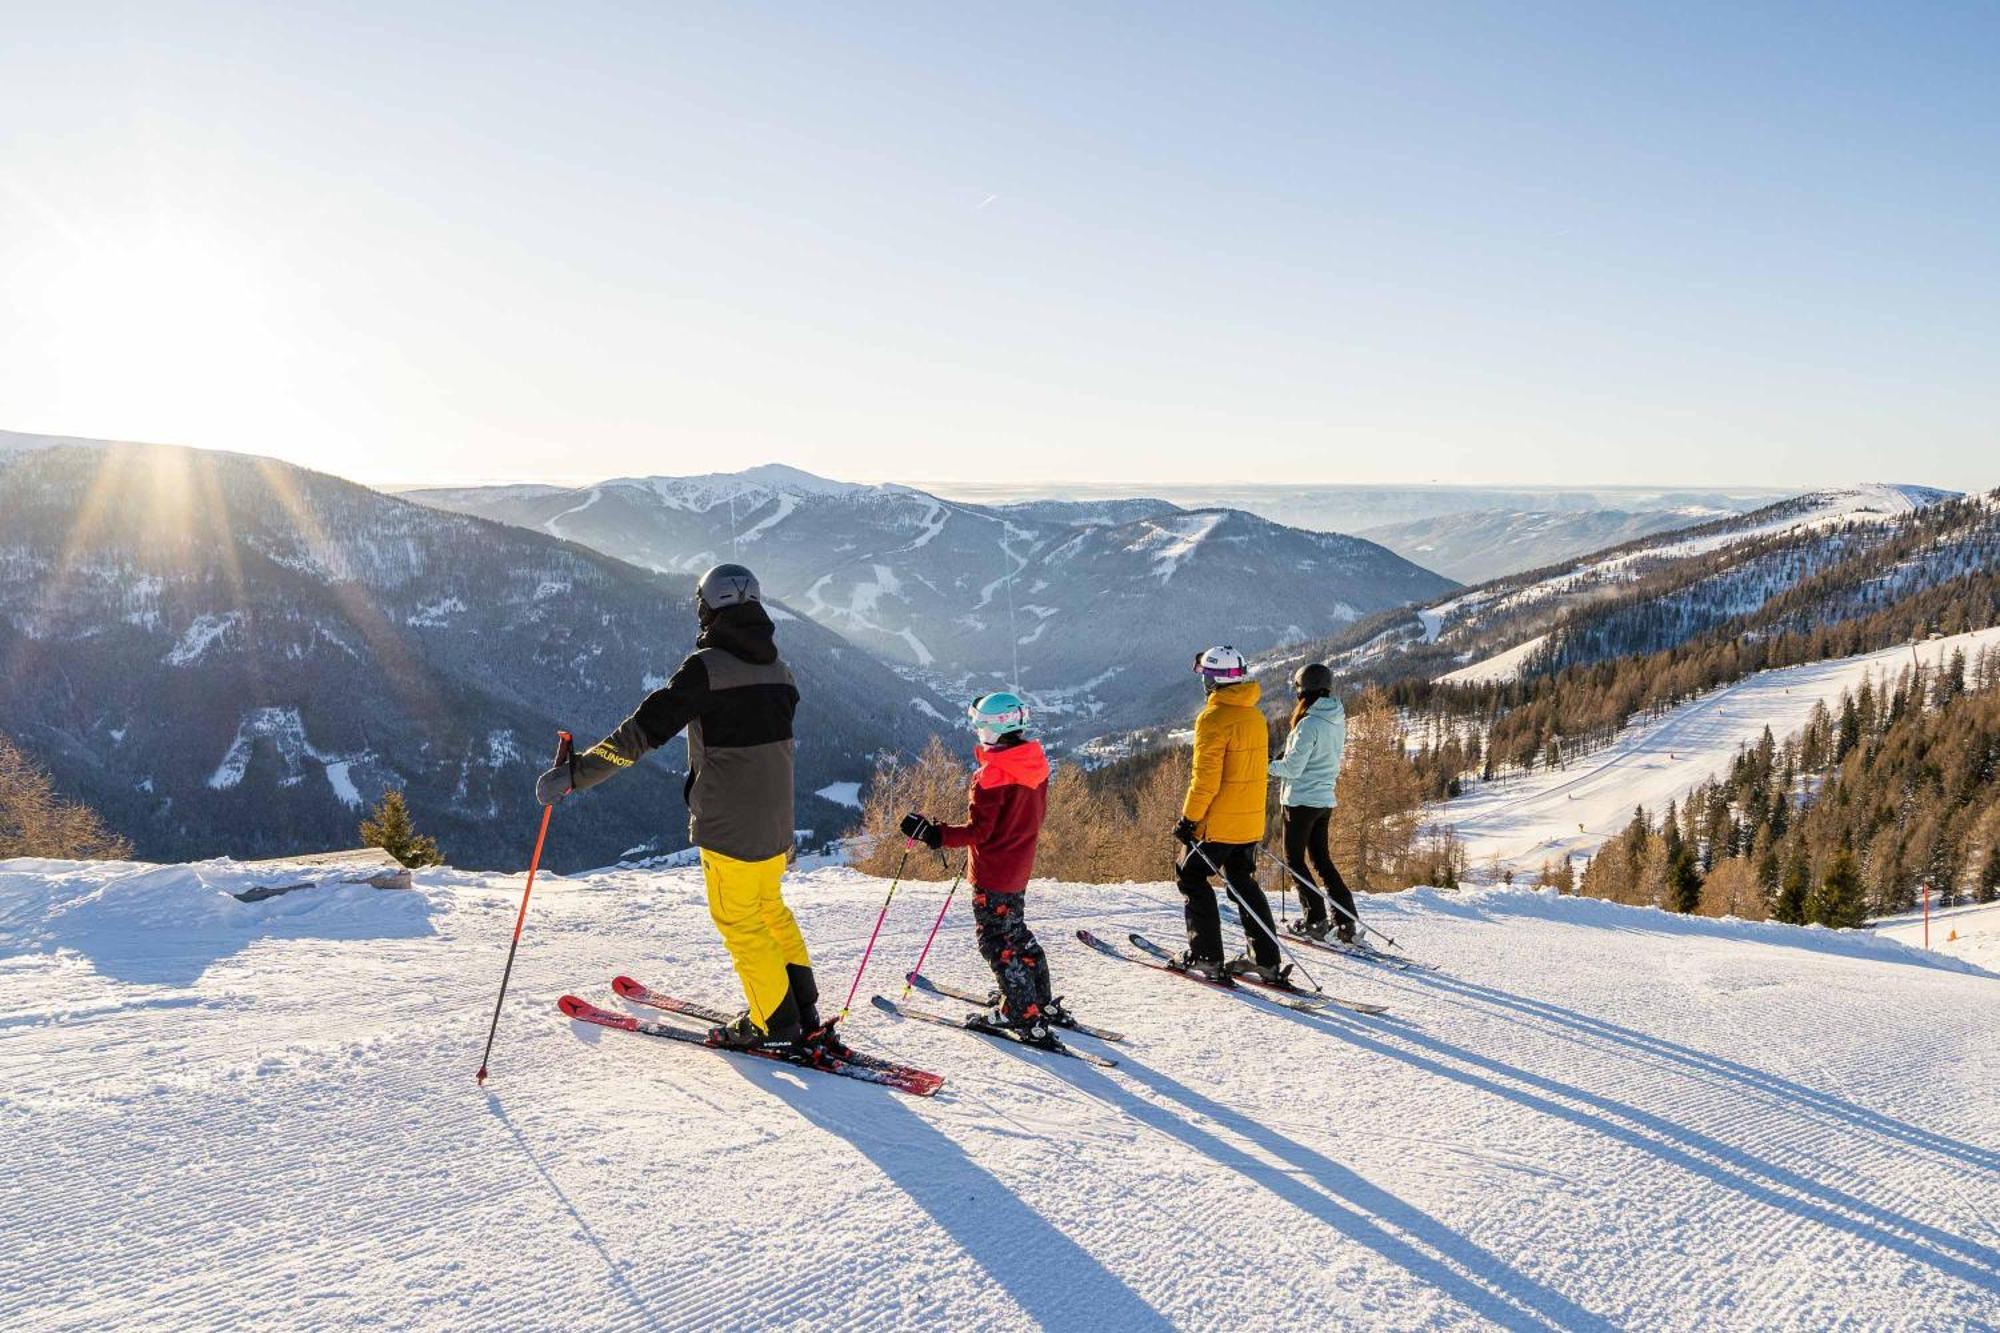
[
  {"xmin": 1447, "ymin": 625, "xmax": 2000, "ymax": 878},
  {"xmin": 1873, "ymin": 900, "xmax": 2000, "ymax": 972},
  {"xmin": 4, "ymin": 859, "xmax": 1997, "ymax": 1330},
  {"xmin": 1436, "ymin": 633, "xmax": 1548, "ymax": 687}
]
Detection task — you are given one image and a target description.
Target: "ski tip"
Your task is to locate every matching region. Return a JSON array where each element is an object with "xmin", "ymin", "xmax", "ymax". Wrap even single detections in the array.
[
  {"xmin": 870, "ymin": 995, "xmax": 900, "ymax": 1016},
  {"xmin": 557, "ymin": 994, "xmax": 597, "ymax": 1020},
  {"xmin": 1074, "ymin": 928, "xmax": 1099, "ymax": 945},
  {"xmin": 610, "ymin": 975, "xmax": 645, "ymax": 999}
]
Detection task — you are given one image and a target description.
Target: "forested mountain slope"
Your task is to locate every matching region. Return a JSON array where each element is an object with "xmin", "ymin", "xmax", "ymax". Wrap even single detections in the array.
[{"xmin": 0, "ymin": 443, "xmax": 947, "ymax": 869}]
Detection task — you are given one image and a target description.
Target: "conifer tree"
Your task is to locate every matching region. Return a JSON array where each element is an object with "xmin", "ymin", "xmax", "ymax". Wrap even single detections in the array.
[
  {"xmin": 1809, "ymin": 849, "xmax": 1868, "ymax": 928},
  {"xmin": 360, "ymin": 789, "xmax": 443, "ymax": 868},
  {"xmin": 1775, "ymin": 851, "xmax": 1811, "ymax": 924},
  {"xmin": 1667, "ymin": 840, "xmax": 1703, "ymax": 914}
]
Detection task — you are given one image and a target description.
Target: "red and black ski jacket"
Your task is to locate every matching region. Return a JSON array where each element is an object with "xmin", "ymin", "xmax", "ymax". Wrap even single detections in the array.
[{"xmin": 939, "ymin": 737, "xmax": 1049, "ymax": 893}]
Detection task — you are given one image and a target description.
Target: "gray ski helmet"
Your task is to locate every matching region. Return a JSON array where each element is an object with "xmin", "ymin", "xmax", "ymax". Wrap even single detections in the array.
[
  {"xmin": 697, "ymin": 563, "xmax": 761, "ymax": 610},
  {"xmin": 1293, "ymin": 662, "xmax": 1334, "ymax": 696}
]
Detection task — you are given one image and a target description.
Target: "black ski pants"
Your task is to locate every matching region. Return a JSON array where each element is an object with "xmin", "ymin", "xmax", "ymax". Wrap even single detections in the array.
[
  {"xmin": 1281, "ymin": 805, "xmax": 1358, "ymax": 934},
  {"xmin": 1177, "ymin": 841, "xmax": 1280, "ymax": 967},
  {"xmin": 972, "ymin": 887, "xmax": 1051, "ymax": 1021}
]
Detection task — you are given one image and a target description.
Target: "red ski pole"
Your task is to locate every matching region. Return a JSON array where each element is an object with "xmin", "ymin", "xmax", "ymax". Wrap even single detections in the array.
[
  {"xmin": 900, "ymin": 862, "xmax": 963, "ymax": 999},
  {"xmin": 476, "ymin": 730, "xmax": 572, "ymax": 1086},
  {"xmin": 837, "ymin": 846, "xmax": 911, "ymax": 1021}
]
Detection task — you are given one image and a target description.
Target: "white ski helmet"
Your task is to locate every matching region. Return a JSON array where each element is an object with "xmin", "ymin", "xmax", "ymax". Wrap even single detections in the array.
[
  {"xmin": 968, "ymin": 691, "xmax": 1030, "ymax": 745},
  {"xmin": 1193, "ymin": 645, "xmax": 1249, "ymax": 686}
]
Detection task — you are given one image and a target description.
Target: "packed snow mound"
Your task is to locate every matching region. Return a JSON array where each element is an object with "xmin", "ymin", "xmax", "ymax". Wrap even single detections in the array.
[
  {"xmin": 4, "ymin": 860, "xmax": 1996, "ymax": 1330},
  {"xmin": 0, "ymin": 856, "xmax": 434, "ymax": 987}
]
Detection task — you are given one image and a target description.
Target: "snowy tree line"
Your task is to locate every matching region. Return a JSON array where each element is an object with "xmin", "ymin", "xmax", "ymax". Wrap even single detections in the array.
[
  {"xmin": 1392, "ymin": 523, "xmax": 2000, "ymax": 788},
  {"xmin": 1567, "ymin": 647, "xmax": 2000, "ymax": 923}
]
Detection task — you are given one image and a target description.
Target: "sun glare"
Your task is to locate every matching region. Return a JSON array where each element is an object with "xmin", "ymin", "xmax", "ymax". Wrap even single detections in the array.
[{"xmin": 38, "ymin": 216, "xmax": 289, "ymax": 434}]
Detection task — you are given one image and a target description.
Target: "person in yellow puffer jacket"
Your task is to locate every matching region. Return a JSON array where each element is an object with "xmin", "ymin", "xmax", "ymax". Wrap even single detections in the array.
[{"xmin": 1170, "ymin": 646, "xmax": 1285, "ymax": 983}]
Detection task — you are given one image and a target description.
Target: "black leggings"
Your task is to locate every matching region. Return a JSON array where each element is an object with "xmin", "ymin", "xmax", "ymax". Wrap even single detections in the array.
[
  {"xmin": 1282, "ymin": 805, "xmax": 1357, "ymax": 930},
  {"xmin": 1177, "ymin": 841, "xmax": 1280, "ymax": 967}
]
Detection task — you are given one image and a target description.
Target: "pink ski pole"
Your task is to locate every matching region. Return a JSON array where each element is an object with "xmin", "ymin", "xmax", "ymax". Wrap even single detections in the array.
[
  {"xmin": 900, "ymin": 862, "xmax": 963, "ymax": 999},
  {"xmin": 837, "ymin": 846, "xmax": 911, "ymax": 1021}
]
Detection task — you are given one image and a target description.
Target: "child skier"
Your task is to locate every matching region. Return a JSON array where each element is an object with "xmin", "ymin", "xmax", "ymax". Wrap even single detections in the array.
[
  {"xmin": 899, "ymin": 691, "xmax": 1068, "ymax": 1047},
  {"xmin": 1172, "ymin": 645, "xmax": 1285, "ymax": 984},
  {"xmin": 1268, "ymin": 662, "xmax": 1360, "ymax": 944},
  {"xmin": 535, "ymin": 563, "xmax": 843, "ymax": 1060}
]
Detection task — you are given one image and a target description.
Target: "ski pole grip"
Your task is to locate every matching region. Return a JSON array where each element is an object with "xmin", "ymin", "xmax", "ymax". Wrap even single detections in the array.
[{"xmin": 554, "ymin": 731, "xmax": 574, "ymax": 765}]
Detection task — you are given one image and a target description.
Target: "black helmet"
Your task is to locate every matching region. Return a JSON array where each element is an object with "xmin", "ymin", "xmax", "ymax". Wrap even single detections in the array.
[
  {"xmin": 697, "ymin": 563, "xmax": 761, "ymax": 610},
  {"xmin": 1292, "ymin": 662, "xmax": 1334, "ymax": 696}
]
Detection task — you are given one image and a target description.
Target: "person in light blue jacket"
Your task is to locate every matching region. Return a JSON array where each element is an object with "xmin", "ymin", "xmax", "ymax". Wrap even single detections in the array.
[{"xmin": 1266, "ymin": 662, "xmax": 1360, "ymax": 942}]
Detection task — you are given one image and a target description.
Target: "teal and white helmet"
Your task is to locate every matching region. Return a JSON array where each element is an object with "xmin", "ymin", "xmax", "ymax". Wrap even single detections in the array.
[{"xmin": 968, "ymin": 691, "xmax": 1030, "ymax": 745}]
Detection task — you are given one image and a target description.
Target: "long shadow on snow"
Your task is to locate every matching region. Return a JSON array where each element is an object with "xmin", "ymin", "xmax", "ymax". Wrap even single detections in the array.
[
  {"xmin": 762, "ymin": 1061, "xmax": 1171, "ymax": 1331},
  {"xmin": 1306, "ymin": 1007, "xmax": 2000, "ymax": 1291},
  {"xmin": 486, "ymin": 1098, "xmax": 667, "ymax": 1333},
  {"xmin": 1374, "ymin": 965, "xmax": 2000, "ymax": 1180},
  {"xmin": 978, "ymin": 1032, "xmax": 1608, "ymax": 1331}
]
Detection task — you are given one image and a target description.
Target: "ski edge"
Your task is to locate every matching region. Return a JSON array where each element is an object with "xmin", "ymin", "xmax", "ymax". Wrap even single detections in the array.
[
  {"xmin": 562, "ymin": 992, "xmax": 945, "ymax": 1096},
  {"xmin": 905, "ymin": 971, "xmax": 1127, "ymax": 1043},
  {"xmin": 872, "ymin": 995, "xmax": 1118, "ymax": 1068},
  {"xmin": 1124, "ymin": 932, "xmax": 1390, "ymax": 1016}
]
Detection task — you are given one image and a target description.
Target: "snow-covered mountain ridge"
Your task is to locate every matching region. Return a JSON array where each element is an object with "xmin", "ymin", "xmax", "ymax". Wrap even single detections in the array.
[
  {"xmin": 411, "ymin": 467, "xmax": 1455, "ymax": 740},
  {"xmin": 1357, "ymin": 504, "xmax": 1745, "ymax": 582},
  {"xmin": 0, "ymin": 441, "xmax": 949, "ymax": 870},
  {"xmin": 1274, "ymin": 483, "xmax": 1971, "ymax": 693},
  {"xmin": 3, "ymin": 856, "xmax": 1993, "ymax": 1329}
]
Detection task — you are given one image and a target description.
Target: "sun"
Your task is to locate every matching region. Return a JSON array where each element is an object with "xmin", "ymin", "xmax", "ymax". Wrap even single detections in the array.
[{"xmin": 34, "ymin": 212, "xmax": 290, "ymax": 436}]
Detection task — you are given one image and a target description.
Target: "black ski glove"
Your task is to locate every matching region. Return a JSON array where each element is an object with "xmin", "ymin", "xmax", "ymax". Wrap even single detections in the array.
[
  {"xmin": 900, "ymin": 812, "xmax": 943, "ymax": 849},
  {"xmin": 535, "ymin": 764, "xmax": 574, "ymax": 807},
  {"xmin": 1172, "ymin": 817, "xmax": 1199, "ymax": 847}
]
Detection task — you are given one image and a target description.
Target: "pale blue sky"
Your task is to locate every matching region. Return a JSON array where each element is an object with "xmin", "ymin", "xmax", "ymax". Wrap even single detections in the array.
[{"xmin": 2, "ymin": 3, "xmax": 1995, "ymax": 489}]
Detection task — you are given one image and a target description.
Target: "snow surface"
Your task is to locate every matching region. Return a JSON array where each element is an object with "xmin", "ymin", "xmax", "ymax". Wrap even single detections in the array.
[
  {"xmin": 814, "ymin": 781, "xmax": 863, "ymax": 810},
  {"xmin": 323, "ymin": 761, "xmax": 361, "ymax": 810},
  {"xmin": 1437, "ymin": 634, "xmax": 1548, "ymax": 687},
  {"xmin": 3, "ymin": 857, "xmax": 1996, "ymax": 1330},
  {"xmin": 1873, "ymin": 900, "xmax": 2000, "ymax": 972},
  {"xmin": 1447, "ymin": 625, "xmax": 2000, "ymax": 878},
  {"xmin": 735, "ymin": 491, "xmax": 799, "ymax": 543},
  {"xmin": 162, "ymin": 613, "xmax": 241, "ymax": 667},
  {"xmin": 1409, "ymin": 485, "xmax": 1957, "ymax": 679},
  {"xmin": 1131, "ymin": 512, "xmax": 1225, "ymax": 584}
]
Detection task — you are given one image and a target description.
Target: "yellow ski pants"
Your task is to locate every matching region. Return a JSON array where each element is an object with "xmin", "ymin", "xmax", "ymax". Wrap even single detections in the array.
[{"xmin": 700, "ymin": 848, "xmax": 811, "ymax": 1030}]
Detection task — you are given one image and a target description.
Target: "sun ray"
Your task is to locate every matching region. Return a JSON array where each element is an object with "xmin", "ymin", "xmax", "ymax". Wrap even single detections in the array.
[{"xmin": 249, "ymin": 455, "xmax": 448, "ymax": 732}]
